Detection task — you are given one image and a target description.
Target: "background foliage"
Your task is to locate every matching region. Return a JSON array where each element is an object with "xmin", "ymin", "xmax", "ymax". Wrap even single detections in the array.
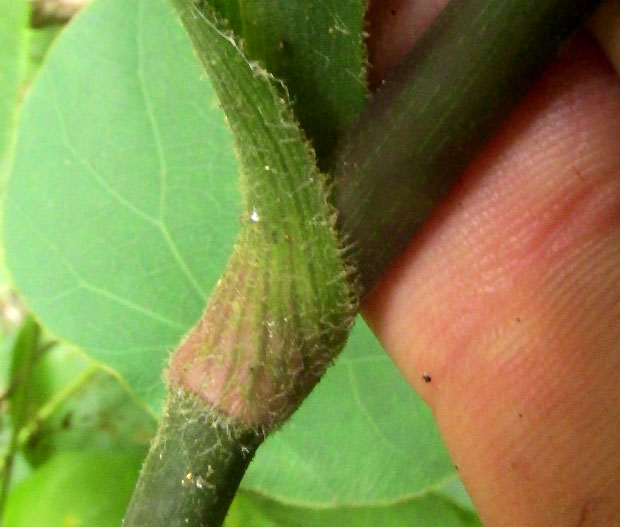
[{"xmin": 0, "ymin": 0, "xmax": 480, "ymax": 524}]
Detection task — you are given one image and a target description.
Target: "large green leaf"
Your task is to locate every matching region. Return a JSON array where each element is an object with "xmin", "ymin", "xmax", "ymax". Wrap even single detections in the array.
[
  {"xmin": 0, "ymin": 0, "xmax": 29, "ymax": 172},
  {"xmin": 245, "ymin": 321, "xmax": 456, "ymax": 504},
  {"xmin": 3, "ymin": 0, "xmax": 473, "ymax": 518},
  {"xmin": 226, "ymin": 489, "xmax": 482, "ymax": 527},
  {"xmin": 4, "ymin": 0, "xmax": 242, "ymax": 408},
  {"xmin": 4, "ymin": 451, "xmax": 143, "ymax": 526}
]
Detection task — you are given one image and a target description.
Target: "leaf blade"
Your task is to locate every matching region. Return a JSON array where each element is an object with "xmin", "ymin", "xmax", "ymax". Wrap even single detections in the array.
[
  {"xmin": 245, "ymin": 319, "xmax": 458, "ymax": 505},
  {"xmin": 226, "ymin": 489, "xmax": 481, "ymax": 527},
  {"xmin": 4, "ymin": 451, "xmax": 144, "ymax": 527},
  {"xmin": 0, "ymin": 0, "xmax": 29, "ymax": 171},
  {"xmin": 3, "ymin": 0, "xmax": 241, "ymax": 410}
]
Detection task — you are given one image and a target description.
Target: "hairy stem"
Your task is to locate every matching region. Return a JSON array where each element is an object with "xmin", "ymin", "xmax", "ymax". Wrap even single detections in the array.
[
  {"xmin": 125, "ymin": 0, "xmax": 355, "ymax": 524},
  {"xmin": 124, "ymin": 388, "xmax": 261, "ymax": 527}
]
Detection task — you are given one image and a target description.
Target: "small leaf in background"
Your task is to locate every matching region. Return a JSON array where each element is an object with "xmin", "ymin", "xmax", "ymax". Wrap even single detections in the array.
[
  {"xmin": 18, "ymin": 345, "xmax": 156, "ymax": 467},
  {"xmin": 0, "ymin": 297, "xmax": 26, "ymax": 397},
  {"xmin": 8, "ymin": 339, "xmax": 84, "ymax": 430},
  {"xmin": 0, "ymin": 0, "xmax": 29, "ymax": 172},
  {"xmin": 3, "ymin": 451, "xmax": 143, "ymax": 527},
  {"xmin": 1, "ymin": 321, "xmax": 154, "ymax": 500},
  {"xmin": 226, "ymin": 489, "xmax": 482, "ymax": 527},
  {"xmin": 5, "ymin": 317, "xmax": 40, "ymax": 432},
  {"xmin": 0, "ymin": 293, "xmax": 28, "ymax": 490}
]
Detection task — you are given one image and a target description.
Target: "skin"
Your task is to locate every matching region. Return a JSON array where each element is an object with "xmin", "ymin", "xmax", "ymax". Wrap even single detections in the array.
[{"xmin": 364, "ymin": 1, "xmax": 620, "ymax": 526}]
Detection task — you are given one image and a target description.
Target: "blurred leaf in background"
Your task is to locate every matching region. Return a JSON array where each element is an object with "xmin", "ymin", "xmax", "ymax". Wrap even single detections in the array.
[
  {"xmin": 4, "ymin": 451, "xmax": 144, "ymax": 527},
  {"xmin": 227, "ymin": 489, "xmax": 481, "ymax": 527},
  {"xmin": 0, "ymin": 317, "xmax": 156, "ymax": 520},
  {"xmin": 0, "ymin": 0, "xmax": 29, "ymax": 174}
]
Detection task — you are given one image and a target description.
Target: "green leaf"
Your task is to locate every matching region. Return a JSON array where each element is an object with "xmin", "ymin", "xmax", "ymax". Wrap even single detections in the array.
[
  {"xmin": 206, "ymin": 0, "xmax": 367, "ymax": 163},
  {"xmin": 0, "ymin": 0, "xmax": 29, "ymax": 172},
  {"xmin": 4, "ymin": 0, "xmax": 242, "ymax": 409},
  {"xmin": 4, "ymin": 317, "xmax": 155, "ymax": 466},
  {"xmin": 437, "ymin": 475, "xmax": 478, "ymax": 513},
  {"xmin": 226, "ymin": 489, "xmax": 482, "ymax": 527},
  {"xmin": 4, "ymin": 451, "xmax": 143, "ymax": 527},
  {"xmin": 9, "ymin": 340, "xmax": 85, "ymax": 429},
  {"xmin": 247, "ymin": 320, "xmax": 457, "ymax": 504}
]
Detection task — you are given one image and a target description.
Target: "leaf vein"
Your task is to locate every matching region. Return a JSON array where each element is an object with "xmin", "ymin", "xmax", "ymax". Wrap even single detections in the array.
[
  {"xmin": 15, "ymin": 207, "xmax": 187, "ymax": 331},
  {"xmin": 345, "ymin": 363, "xmax": 409, "ymax": 459},
  {"xmin": 136, "ymin": 0, "xmax": 168, "ymax": 219},
  {"xmin": 49, "ymin": 76, "xmax": 162, "ymax": 226}
]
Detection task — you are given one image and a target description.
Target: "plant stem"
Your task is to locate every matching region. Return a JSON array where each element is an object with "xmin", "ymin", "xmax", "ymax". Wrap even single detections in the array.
[
  {"xmin": 331, "ymin": 0, "xmax": 602, "ymax": 298},
  {"xmin": 124, "ymin": 388, "xmax": 261, "ymax": 527},
  {"xmin": 126, "ymin": 0, "xmax": 357, "ymax": 523},
  {"xmin": 0, "ymin": 317, "xmax": 40, "ymax": 520},
  {"xmin": 15, "ymin": 363, "xmax": 98, "ymax": 449}
]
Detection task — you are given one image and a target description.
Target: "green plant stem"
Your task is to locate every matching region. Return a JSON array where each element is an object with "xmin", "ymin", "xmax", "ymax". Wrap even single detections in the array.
[
  {"xmin": 127, "ymin": 0, "xmax": 602, "ymax": 525},
  {"xmin": 15, "ymin": 363, "xmax": 98, "ymax": 449},
  {"xmin": 331, "ymin": 0, "xmax": 602, "ymax": 297},
  {"xmin": 0, "ymin": 317, "xmax": 40, "ymax": 520},
  {"xmin": 124, "ymin": 388, "xmax": 261, "ymax": 527}
]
